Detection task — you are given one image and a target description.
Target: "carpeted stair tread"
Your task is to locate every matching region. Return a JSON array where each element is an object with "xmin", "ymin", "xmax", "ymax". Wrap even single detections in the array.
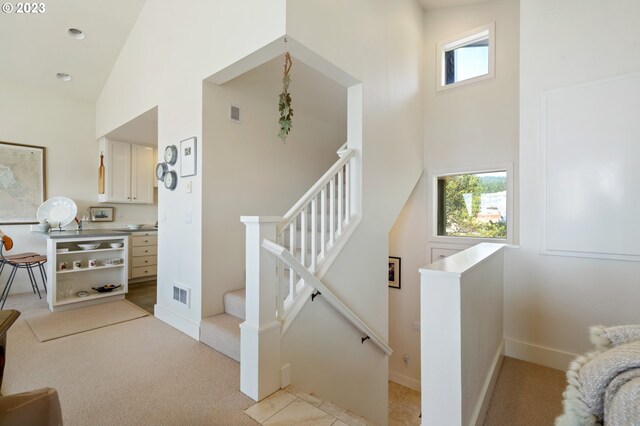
[
  {"xmin": 200, "ymin": 313, "xmax": 241, "ymax": 362},
  {"xmin": 223, "ymin": 288, "xmax": 246, "ymax": 320}
]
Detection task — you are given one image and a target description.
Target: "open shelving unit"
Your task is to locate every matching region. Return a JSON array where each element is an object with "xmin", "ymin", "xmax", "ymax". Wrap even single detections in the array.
[{"xmin": 46, "ymin": 236, "xmax": 129, "ymax": 312}]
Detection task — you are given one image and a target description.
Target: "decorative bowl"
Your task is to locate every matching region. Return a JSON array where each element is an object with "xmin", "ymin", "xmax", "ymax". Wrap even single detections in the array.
[
  {"xmin": 92, "ymin": 284, "xmax": 122, "ymax": 293},
  {"xmin": 125, "ymin": 224, "xmax": 143, "ymax": 230},
  {"xmin": 109, "ymin": 242, "xmax": 123, "ymax": 248},
  {"xmin": 77, "ymin": 242, "xmax": 101, "ymax": 250}
]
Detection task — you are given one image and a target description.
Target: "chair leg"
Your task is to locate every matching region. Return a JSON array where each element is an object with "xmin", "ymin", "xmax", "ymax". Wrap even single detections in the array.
[
  {"xmin": 0, "ymin": 266, "xmax": 18, "ymax": 309},
  {"xmin": 38, "ymin": 262, "xmax": 47, "ymax": 294},
  {"xmin": 26, "ymin": 265, "xmax": 42, "ymax": 299}
]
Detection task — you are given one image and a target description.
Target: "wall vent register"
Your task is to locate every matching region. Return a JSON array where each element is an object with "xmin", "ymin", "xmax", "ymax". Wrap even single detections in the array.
[
  {"xmin": 229, "ymin": 104, "xmax": 241, "ymax": 123},
  {"xmin": 172, "ymin": 284, "xmax": 190, "ymax": 307}
]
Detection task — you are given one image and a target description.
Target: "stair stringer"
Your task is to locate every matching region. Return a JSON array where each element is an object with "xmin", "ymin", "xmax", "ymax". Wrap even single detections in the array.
[{"xmin": 280, "ymin": 215, "xmax": 361, "ymax": 337}]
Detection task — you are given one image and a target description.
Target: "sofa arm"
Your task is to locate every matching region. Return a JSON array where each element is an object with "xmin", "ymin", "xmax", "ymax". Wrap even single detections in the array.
[{"xmin": 0, "ymin": 387, "xmax": 62, "ymax": 426}]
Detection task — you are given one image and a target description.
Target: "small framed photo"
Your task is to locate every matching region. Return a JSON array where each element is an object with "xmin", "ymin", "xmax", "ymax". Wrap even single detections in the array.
[
  {"xmin": 180, "ymin": 137, "xmax": 197, "ymax": 177},
  {"xmin": 89, "ymin": 206, "xmax": 114, "ymax": 222},
  {"xmin": 389, "ymin": 256, "xmax": 401, "ymax": 289}
]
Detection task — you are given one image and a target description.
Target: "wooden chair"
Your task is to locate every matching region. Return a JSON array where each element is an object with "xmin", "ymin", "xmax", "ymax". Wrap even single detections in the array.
[{"xmin": 0, "ymin": 232, "xmax": 47, "ymax": 309}]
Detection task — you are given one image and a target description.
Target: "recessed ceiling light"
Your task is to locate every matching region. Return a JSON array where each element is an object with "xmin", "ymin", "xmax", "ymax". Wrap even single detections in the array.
[
  {"xmin": 67, "ymin": 28, "xmax": 85, "ymax": 40},
  {"xmin": 56, "ymin": 73, "xmax": 72, "ymax": 82}
]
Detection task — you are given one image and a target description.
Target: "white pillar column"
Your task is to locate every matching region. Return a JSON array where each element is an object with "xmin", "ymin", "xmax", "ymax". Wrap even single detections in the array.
[{"xmin": 240, "ymin": 216, "xmax": 282, "ymax": 401}]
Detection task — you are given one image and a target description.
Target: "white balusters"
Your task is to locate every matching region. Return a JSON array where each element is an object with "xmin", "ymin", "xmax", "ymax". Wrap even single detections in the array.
[
  {"xmin": 320, "ymin": 187, "xmax": 327, "ymax": 259},
  {"xmin": 300, "ymin": 207, "xmax": 306, "ymax": 268},
  {"xmin": 274, "ymin": 149, "xmax": 356, "ymax": 319},
  {"xmin": 337, "ymin": 166, "xmax": 343, "ymax": 235},
  {"xmin": 289, "ymin": 216, "xmax": 296, "ymax": 298},
  {"xmin": 329, "ymin": 177, "xmax": 335, "ymax": 247},
  {"xmin": 345, "ymin": 161, "xmax": 351, "ymax": 225},
  {"xmin": 311, "ymin": 196, "xmax": 317, "ymax": 272}
]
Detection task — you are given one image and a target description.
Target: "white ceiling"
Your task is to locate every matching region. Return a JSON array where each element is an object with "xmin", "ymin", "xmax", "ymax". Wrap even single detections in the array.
[
  {"xmin": 0, "ymin": 0, "xmax": 146, "ymax": 102},
  {"xmin": 419, "ymin": 0, "xmax": 494, "ymax": 10},
  {"xmin": 0, "ymin": 0, "xmax": 495, "ymax": 103}
]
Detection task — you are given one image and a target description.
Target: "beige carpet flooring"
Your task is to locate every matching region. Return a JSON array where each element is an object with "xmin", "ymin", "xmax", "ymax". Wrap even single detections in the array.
[
  {"xmin": 484, "ymin": 357, "xmax": 567, "ymax": 425},
  {"xmin": 3, "ymin": 293, "xmax": 258, "ymax": 426},
  {"xmin": 4, "ymin": 292, "xmax": 569, "ymax": 426}
]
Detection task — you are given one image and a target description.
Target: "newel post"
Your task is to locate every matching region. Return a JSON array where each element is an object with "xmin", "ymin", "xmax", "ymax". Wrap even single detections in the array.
[{"xmin": 239, "ymin": 216, "xmax": 281, "ymax": 401}]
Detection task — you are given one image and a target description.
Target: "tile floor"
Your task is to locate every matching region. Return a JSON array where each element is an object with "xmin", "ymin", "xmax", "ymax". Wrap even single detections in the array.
[{"xmin": 244, "ymin": 381, "xmax": 421, "ymax": 425}]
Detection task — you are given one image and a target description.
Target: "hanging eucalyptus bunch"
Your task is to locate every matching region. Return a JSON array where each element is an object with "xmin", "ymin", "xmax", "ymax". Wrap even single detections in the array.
[{"xmin": 278, "ymin": 52, "xmax": 293, "ymax": 142}]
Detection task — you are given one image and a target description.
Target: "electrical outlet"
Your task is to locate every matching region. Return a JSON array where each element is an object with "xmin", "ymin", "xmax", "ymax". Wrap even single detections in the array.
[
  {"xmin": 185, "ymin": 212, "xmax": 192, "ymax": 224},
  {"xmin": 403, "ymin": 354, "xmax": 409, "ymax": 365},
  {"xmin": 412, "ymin": 321, "xmax": 420, "ymax": 331}
]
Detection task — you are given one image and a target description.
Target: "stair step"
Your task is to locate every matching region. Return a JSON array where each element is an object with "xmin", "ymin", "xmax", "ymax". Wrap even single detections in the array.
[
  {"xmin": 224, "ymin": 288, "xmax": 246, "ymax": 320},
  {"xmin": 200, "ymin": 313, "xmax": 241, "ymax": 362}
]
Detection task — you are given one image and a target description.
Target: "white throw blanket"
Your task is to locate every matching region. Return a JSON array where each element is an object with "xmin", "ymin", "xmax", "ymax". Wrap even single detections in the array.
[{"xmin": 556, "ymin": 325, "xmax": 640, "ymax": 425}]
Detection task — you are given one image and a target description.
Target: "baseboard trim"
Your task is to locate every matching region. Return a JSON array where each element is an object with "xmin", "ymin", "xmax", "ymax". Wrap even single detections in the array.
[
  {"xmin": 154, "ymin": 304, "xmax": 200, "ymax": 340},
  {"xmin": 471, "ymin": 339, "xmax": 504, "ymax": 426},
  {"xmin": 505, "ymin": 338, "xmax": 578, "ymax": 371},
  {"xmin": 389, "ymin": 371, "xmax": 420, "ymax": 391}
]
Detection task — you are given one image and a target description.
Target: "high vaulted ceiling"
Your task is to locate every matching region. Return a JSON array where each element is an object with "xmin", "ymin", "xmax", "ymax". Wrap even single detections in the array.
[
  {"xmin": 0, "ymin": 0, "xmax": 146, "ymax": 102},
  {"xmin": 0, "ymin": 0, "xmax": 496, "ymax": 104}
]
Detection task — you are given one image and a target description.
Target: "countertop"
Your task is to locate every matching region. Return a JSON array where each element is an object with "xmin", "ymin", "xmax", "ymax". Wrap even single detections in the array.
[{"xmin": 32, "ymin": 227, "xmax": 158, "ymax": 239}]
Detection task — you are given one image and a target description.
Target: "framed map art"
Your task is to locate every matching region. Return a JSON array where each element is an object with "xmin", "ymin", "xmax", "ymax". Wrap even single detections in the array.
[{"xmin": 0, "ymin": 141, "xmax": 46, "ymax": 224}]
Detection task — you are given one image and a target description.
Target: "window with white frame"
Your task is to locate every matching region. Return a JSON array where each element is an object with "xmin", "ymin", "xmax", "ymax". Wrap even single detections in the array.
[
  {"xmin": 437, "ymin": 23, "xmax": 495, "ymax": 91},
  {"xmin": 430, "ymin": 165, "xmax": 512, "ymax": 242}
]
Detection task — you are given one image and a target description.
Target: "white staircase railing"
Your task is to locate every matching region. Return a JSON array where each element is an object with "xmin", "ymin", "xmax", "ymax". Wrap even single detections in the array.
[
  {"xmin": 263, "ymin": 239, "xmax": 392, "ymax": 356},
  {"xmin": 275, "ymin": 148, "xmax": 356, "ymax": 320},
  {"xmin": 240, "ymin": 144, "xmax": 381, "ymax": 402}
]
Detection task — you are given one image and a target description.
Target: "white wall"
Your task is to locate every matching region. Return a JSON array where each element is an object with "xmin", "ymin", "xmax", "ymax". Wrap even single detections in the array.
[
  {"xmin": 97, "ymin": 0, "xmax": 286, "ymax": 337},
  {"xmin": 420, "ymin": 244, "xmax": 504, "ymax": 425},
  {"xmin": 505, "ymin": 0, "xmax": 640, "ymax": 368},
  {"xmin": 0, "ymin": 81, "xmax": 156, "ymax": 295},
  {"xmin": 98, "ymin": 0, "xmax": 422, "ymax": 420},
  {"xmin": 202, "ymin": 57, "xmax": 346, "ymax": 317},
  {"xmin": 386, "ymin": 0, "xmax": 519, "ymax": 393},
  {"xmin": 388, "ymin": 176, "xmax": 426, "ymax": 390},
  {"xmin": 281, "ymin": 1, "xmax": 424, "ymax": 423},
  {"xmin": 424, "ymin": 0, "xmax": 520, "ymax": 254}
]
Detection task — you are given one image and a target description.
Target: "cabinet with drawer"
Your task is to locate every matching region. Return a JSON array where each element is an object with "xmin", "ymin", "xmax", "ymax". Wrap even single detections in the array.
[{"xmin": 129, "ymin": 231, "xmax": 157, "ymax": 281}]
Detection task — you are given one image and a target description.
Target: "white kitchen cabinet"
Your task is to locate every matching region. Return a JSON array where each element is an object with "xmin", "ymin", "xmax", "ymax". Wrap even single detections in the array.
[
  {"xmin": 128, "ymin": 230, "xmax": 158, "ymax": 282},
  {"xmin": 99, "ymin": 138, "xmax": 154, "ymax": 204}
]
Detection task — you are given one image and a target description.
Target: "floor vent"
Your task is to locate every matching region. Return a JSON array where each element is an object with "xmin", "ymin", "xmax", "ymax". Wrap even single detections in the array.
[{"xmin": 172, "ymin": 284, "xmax": 190, "ymax": 307}]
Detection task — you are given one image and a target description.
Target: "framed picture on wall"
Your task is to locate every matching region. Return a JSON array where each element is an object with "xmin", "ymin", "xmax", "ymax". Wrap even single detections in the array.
[
  {"xmin": 89, "ymin": 206, "xmax": 114, "ymax": 222},
  {"xmin": 389, "ymin": 256, "xmax": 401, "ymax": 289},
  {"xmin": 180, "ymin": 137, "xmax": 197, "ymax": 177},
  {"xmin": 0, "ymin": 141, "xmax": 46, "ymax": 224}
]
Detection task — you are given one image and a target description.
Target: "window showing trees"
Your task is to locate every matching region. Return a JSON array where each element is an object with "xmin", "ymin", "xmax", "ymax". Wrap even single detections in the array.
[{"xmin": 437, "ymin": 171, "xmax": 507, "ymax": 239}]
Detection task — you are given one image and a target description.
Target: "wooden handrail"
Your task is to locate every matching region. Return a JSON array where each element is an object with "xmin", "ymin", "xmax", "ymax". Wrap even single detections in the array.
[{"xmin": 262, "ymin": 239, "xmax": 392, "ymax": 356}]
